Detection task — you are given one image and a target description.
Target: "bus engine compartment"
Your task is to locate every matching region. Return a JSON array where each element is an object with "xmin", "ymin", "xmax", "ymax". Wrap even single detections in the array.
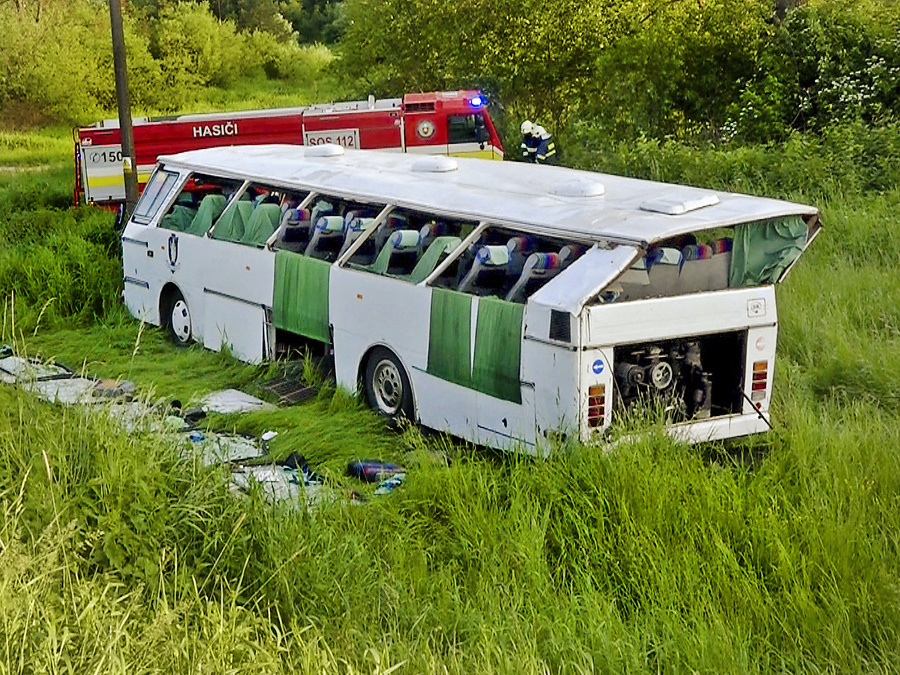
[{"xmin": 612, "ymin": 331, "xmax": 746, "ymax": 422}]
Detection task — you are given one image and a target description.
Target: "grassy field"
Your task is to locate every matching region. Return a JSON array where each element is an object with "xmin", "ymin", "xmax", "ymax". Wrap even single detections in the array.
[{"xmin": 1, "ymin": 124, "xmax": 899, "ymax": 673}]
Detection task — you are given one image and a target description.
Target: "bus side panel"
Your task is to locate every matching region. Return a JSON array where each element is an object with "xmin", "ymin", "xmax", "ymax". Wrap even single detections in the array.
[
  {"xmin": 474, "ymin": 388, "xmax": 538, "ymax": 454},
  {"xmin": 201, "ymin": 293, "xmax": 270, "ymax": 364},
  {"xmin": 328, "ymin": 268, "xmax": 478, "ymax": 435},
  {"xmin": 198, "ymin": 240, "xmax": 275, "ymax": 308},
  {"xmin": 522, "ymin": 339, "xmax": 582, "ymax": 447},
  {"xmin": 329, "ymin": 267, "xmax": 431, "ymax": 388},
  {"xmin": 122, "ymin": 231, "xmax": 156, "ymax": 324}
]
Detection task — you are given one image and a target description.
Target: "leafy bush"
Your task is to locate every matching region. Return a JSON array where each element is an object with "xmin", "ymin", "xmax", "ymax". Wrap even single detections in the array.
[
  {"xmin": 563, "ymin": 119, "xmax": 900, "ymax": 200},
  {"xmin": 151, "ymin": 2, "xmax": 247, "ymax": 92},
  {"xmin": 281, "ymin": 0, "xmax": 347, "ymax": 45},
  {"xmin": 725, "ymin": 2, "xmax": 900, "ymax": 142}
]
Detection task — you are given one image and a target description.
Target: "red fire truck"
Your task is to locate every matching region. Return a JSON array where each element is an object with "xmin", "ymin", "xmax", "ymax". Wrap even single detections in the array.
[{"xmin": 74, "ymin": 90, "xmax": 504, "ymax": 207}]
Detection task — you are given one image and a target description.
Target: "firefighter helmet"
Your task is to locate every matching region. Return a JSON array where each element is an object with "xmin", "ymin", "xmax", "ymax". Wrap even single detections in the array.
[{"xmin": 521, "ymin": 120, "xmax": 535, "ymax": 135}]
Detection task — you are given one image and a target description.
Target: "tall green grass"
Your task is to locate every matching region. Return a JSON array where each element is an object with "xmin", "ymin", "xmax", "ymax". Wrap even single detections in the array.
[{"xmin": 2, "ymin": 130, "xmax": 900, "ymax": 672}]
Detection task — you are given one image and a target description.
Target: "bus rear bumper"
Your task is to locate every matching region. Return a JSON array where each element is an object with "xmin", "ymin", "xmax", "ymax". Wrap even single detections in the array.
[{"xmin": 668, "ymin": 411, "xmax": 771, "ymax": 444}]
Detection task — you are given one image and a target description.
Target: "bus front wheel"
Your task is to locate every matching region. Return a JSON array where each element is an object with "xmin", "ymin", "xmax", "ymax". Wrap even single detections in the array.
[
  {"xmin": 167, "ymin": 290, "xmax": 193, "ymax": 345},
  {"xmin": 365, "ymin": 347, "xmax": 413, "ymax": 421}
]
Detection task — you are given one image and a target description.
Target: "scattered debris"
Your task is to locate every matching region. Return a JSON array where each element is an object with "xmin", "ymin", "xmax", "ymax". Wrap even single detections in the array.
[
  {"xmin": 258, "ymin": 376, "xmax": 318, "ymax": 405},
  {"xmin": 0, "ymin": 355, "xmax": 74, "ymax": 384},
  {"xmin": 0, "ymin": 348, "xmax": 404, "ymax": 507},
  {"xmin": 347, "ymin": 459, "xmax": 404, "ymax": 483},
  {"xmin": 23, "ymin": 377, "xmax": 98, "ymax": 405},
  {"xmin": 231, "ymin": 452, "xmax": 331, "ymax": 508},
  {"xmin": 93, "ymin": 378, "xmax": 136, "ymax": 398},
  {"xmin": 199, "ymin": 388, "xmax": 277, "ymax": 414},
  {"xmin": 183, "ymin": 429, "xmax": 265, "ymax": 466},
  {"xmin": 374, "ymin": 472, "xmax": 406, "ymax": 495}
]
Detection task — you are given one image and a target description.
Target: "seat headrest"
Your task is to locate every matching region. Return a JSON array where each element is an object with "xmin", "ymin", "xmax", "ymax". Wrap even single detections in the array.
[
  {"xmin": 710, "ymin": 237, "xmax": 733, "ymax": 254},
  {"xmin": 529, "ymin": 252, "xmax": 560, "ymax": 270},
  {"xmin": 476, "ymin": 245, "xmax": 510, "ymax": 266},
  {"xmin": 389, "ymin": 229, "xmax": 421, "ymax": 249},
  {"xmin": 682, "ymin": 243, "xmax": 714, "ymax": 261},
  {"xmin": 315, "ymin": 215, "xmax": 345, "ymax": 232},
  {"xmin": 507, "ymin": 236, "xmax": 535, "ymax": 254}
]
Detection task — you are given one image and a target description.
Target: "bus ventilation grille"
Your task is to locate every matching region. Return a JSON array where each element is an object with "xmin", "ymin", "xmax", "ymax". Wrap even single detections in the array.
[
  {"xmin": 549, "ymin": 310, "xmax": 571, "ymax": 343},
  {"xmin": 405, "ymin": 102, "xmax": 436, "ymax": 113}
]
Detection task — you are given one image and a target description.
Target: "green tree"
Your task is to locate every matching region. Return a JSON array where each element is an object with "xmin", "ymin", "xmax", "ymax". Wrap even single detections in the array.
[{"xmin": 280, "ymin": 0, "xmax": 346, "ymax": 44}]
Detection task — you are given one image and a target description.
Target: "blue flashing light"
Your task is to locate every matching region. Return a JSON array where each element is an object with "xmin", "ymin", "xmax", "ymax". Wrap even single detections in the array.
[{"xmin": 469, "ymin": 95, "xmax": 484, "ymax": 108}]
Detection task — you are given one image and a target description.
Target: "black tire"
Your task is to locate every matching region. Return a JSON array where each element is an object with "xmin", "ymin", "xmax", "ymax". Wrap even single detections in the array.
[
  {"xmin": 364, "ymin": 347, "xmax": 414, "ymax": 421},
  {"xmin": 166, "ymin": 289, "xmax": 193, "ymax": 345}
]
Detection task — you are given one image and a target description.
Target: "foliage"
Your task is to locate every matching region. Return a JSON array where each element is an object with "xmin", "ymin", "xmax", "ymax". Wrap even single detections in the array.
[
  {"xmin": 280, "ymin": 0, "xmax": 347, "ymax": 45},
  {"xmin": 0, "ymin": 0, "xmax": 334, "ymax": 124},
  {"xmin": 725, "ymin": 1, "xmax": 900, "ymax": 142},
  {"xmin": 564, "ymin": 119, "xmax": 900, "ymax": 200}
]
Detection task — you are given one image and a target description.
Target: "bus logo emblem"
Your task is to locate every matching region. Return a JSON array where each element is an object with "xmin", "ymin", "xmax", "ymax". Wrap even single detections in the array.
[
  {"xmin": 167, "ymin": 234, "xmax": 179, "ymax": 266},
  {"xmin": 592, "ymin": 359, "xmax": 604, "ymax": 374}
]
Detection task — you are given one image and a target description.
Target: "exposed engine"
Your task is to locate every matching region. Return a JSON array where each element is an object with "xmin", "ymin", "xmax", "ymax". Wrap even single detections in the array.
[{"xmin": 613, "ymin": 333, "xmax": 745, "ymax": 421}]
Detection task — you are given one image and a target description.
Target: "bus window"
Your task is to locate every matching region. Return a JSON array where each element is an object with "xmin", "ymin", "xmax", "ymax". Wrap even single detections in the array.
[
  {"xmin": 159, "ymin": 173, "xmax": 244, "ymax": 236},
  {"xmin": 303, "ymin": 195, "xmax": 386, "ymax": 262},
  {"xmin": 207, "ymin": 181, "xmax": 309, "ymax": 245},
  {"xmin": 132, "ymin": 167, "xmax": 179, "ymax": 225},
  {"xmin": 434, "ymin": 225, "xmax": 590, "ymax": 301},
  {"xmin": 345, "ymin": 208, "xmax": 475, "ymax": 281}
]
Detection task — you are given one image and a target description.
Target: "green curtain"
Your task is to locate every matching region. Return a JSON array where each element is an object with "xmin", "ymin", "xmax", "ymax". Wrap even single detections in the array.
[
  {"xmin": 272, "ymin": 251, "xmax": 332, "ymax": 343},
  {"xmin": 472, "ymin": 297, "xmax": 525, "ymax": 404},
  {"xmin": 427, "ymin": 288, "xmax": 472, "ymax": 388},
  {"xmin": 729, "ymin": 216, "xmax": 808, "ymax": 287}
]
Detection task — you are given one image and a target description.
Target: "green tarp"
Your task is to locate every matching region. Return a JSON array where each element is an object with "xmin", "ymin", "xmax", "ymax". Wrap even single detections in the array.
[
  {"xmin": 729, "ymin": 216, "xmax": 808, "ymax": 287},
  {"xmin": 472, "ymin": 297, "xmax": 524, "ymax": 404},
  {"xmin": 273, "ymin": 251, "xmax": 331, "ymax": 343},
  {"xmin": 426, "ymin": 289, "xmax": 524, "ymax": 404},
  {"xmin": 427, "ymin": 288, "xmax": 472, "ymax": 388}
]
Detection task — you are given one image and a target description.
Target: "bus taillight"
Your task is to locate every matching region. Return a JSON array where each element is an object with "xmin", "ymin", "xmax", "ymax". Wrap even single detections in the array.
[
  {"xmin": 588, "ymin": 384, "xmax": 606, "ymax": 428},
  {"xmin": 751, "ymin": 361, "xmax": 768, "ymax": 402}
]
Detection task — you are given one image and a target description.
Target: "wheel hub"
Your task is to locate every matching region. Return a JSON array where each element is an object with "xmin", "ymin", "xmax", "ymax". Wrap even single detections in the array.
[
  {"xmin": 373, "ymin": 358, "xmax": 402, "ymax": 413},
  {"xmin": 171, "ymin": 299, "xmax": 191, "ymax": 343}
]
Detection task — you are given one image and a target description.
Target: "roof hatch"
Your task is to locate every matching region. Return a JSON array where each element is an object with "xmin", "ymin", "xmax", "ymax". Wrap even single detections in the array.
[
  {"xmin": 550, "ymin": 179, "xmax": 605, "ymax": 198},
  {"xmin": 640, "ymin": 192, "xmax": 719, "ymax": 215},
  {"xmin": 412, "ymin": 156, "xmax": 458, "ymax": 173},
  {"xmin": 305, "ymin": 144, "xmax": 344, "ymax": 158}
]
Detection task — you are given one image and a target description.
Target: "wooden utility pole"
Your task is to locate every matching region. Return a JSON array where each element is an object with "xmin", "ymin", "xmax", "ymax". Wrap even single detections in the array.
[{"xmin": 108, "ymin": 0, "xmax": 139, "ymax": 215}]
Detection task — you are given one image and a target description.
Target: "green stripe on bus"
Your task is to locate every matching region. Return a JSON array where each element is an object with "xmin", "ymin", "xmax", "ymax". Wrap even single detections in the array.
[{"xmin": 273, "ymin": 251, "xmax": 331, "ymax": 344}]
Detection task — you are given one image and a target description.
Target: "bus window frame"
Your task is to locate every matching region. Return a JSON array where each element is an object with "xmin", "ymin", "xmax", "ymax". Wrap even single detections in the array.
[
  {"xmin": 337, "ymin": 204, "xmax": 397, "ymax": 266},
  {"xmin": 267, "ymin": 191, "xmax": 319, "ymax": 249},
  {"xmin": 132, "ymin": 167, "xmax": 181, "ymax": 225},
  {"xmin": 423, "ymin": 221, "xmax": 489, "ymax": 287}
]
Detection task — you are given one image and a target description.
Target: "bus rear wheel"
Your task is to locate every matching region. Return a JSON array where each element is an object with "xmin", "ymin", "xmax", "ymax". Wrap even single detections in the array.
[
  {"xmin": 167, "ymin": 289, "xmax": 193, "ymax": 345},
  {"xmin": 365, "ymin": 347, "xmax": 413, "ymax": 421}
]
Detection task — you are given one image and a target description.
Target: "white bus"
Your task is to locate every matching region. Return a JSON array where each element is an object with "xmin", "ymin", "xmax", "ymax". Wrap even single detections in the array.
[{"xmin": 121, "ymin": 144, "xmax": 820, "ymax": 452}]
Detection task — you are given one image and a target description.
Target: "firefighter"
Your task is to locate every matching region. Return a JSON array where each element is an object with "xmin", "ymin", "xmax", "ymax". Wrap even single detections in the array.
[
  {"xmin": 533, "ymin": 125, "xmax": 557, "ymax": 165},
  {"xmin": 520, "ymin": 120, "xmax": 539, "ymax": 162}
]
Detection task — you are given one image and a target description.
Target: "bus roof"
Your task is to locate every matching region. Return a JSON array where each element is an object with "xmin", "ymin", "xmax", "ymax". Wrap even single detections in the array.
[{"xmin": 158, "ymin": 144, "xmax": 817, "ymax": 246}]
